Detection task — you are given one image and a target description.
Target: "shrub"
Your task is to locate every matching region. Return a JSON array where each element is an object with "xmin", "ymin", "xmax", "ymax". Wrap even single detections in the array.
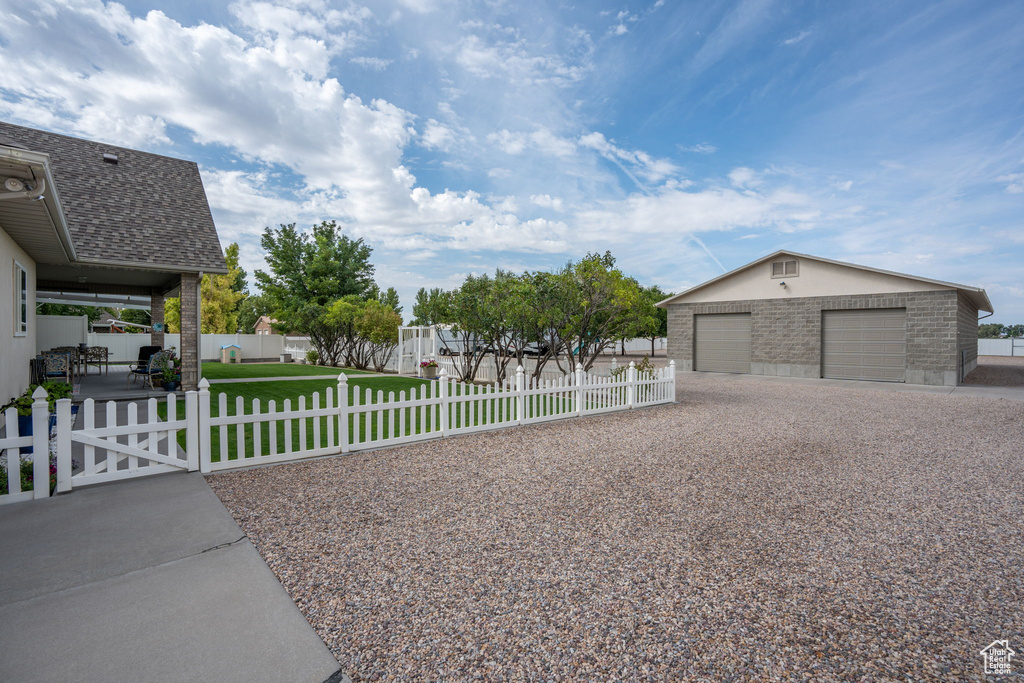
[{"xmin": 306, "ymin": 348, "xmax": 320, "ymax": 364}]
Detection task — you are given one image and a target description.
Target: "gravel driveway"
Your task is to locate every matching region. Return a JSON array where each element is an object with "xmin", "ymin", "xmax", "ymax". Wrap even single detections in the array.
[
  {"xmin": 209, "ymin": 376, "xmax": 1024, "ymax": 681},
  {"xmin": 965, "ymin": 355, "xmax": 1024, "ymax": 387}
]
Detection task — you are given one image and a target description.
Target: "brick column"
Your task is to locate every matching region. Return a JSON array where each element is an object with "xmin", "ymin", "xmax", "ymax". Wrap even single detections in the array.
[
  {"xmin": 150, "ymin": 290, "xmax": 165, "ymax": 350},
  {"xmin": 179, "ymin": 272, "xmax": 201, "ymax": 391}
]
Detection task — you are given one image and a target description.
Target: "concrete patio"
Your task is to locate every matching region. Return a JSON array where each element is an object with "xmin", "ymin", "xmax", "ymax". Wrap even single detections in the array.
[
  {"xmin": 0, "ymin": 472, "xmax": 346, "ymax": 683},
  {"xmin": 74, "ymin": 363, "xmax": 169, "ymax": 402}
]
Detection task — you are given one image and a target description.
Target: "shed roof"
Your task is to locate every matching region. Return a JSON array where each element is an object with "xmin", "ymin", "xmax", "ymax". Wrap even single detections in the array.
[
  {"xmin": 657, "ymin": 250, "xmax": 993, "ymax": 312},
  {"xmin": 0, "ymin": 121, "xmax": 226, "ymax": 273}
]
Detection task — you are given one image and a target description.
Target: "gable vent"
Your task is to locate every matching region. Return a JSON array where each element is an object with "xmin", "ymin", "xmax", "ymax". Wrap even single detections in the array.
[{"xmin": 771, "ymin": 259, "xmax": 798, "ymax": 278}]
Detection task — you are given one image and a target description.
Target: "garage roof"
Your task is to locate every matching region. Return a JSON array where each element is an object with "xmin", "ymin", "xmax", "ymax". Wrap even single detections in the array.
[{"xmin": 657, "ymin": 250, "xmax": 994, "ymax": 312}]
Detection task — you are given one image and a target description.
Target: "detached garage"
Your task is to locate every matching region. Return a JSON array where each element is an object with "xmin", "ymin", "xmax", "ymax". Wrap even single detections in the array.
[{"xmin": 659, "ymin": 251, "xmax": 993, "ymax": 387}]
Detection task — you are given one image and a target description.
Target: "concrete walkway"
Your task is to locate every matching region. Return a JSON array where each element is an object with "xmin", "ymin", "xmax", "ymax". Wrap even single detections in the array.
[
  {"xmin": 687, "ymin": 371, "xmax": 1024, "ymax": 400},
  {"xmin": 0, "ymin": 472, "xmax": 346, "ymax": 683}
]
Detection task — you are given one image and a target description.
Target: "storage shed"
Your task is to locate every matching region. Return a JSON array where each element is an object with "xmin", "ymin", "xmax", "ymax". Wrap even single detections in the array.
[{"xmin": 657, "ymin": 251, "xmax": 993, "ymax": 386}]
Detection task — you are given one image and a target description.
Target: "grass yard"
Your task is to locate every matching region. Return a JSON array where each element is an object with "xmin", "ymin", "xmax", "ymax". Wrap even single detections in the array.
[
  {"xmin": 161, "ymin": 376, "xmax": 540, "ymax": 462},
  {"xmin": 201, "ymin": 362, "xmax": 375, "ymax": 380}
]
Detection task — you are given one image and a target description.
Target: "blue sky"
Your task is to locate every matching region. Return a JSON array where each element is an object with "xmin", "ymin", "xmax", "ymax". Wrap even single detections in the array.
[{"xmin": 1, "ymin": 0, "xmax": 1023, "ymax": 322}]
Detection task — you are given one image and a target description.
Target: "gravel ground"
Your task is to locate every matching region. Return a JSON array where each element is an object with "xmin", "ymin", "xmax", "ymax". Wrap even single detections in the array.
[
  {"xmin": 209, "ymin": 376, "xmax": 1024, "ymax": 681},
  {"xmin": 965, "ymin": 355, "xmax": 1024, "ymax": 387}
]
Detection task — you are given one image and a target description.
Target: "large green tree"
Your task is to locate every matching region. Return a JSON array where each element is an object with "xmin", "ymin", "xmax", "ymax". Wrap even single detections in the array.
[
  {"xmin": 36, "ymin": 303, "xmax": 106, "ymax": 322},
  {"xmin": 255, "ymin": 221, "xmax": 376, "ymax": 314},
  {"xmin": 165, "ymin": 242, "xmax": 247, "ymax": 333}
]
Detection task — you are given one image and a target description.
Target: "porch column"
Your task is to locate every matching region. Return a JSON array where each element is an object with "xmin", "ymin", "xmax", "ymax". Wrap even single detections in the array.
[
  {"xmin": 180, "ymin": 272, "xmax": 201, "ymax": 391},
  {"xmin": 150, "ymin": 290, "xmax": 165, "ymax": 349}
]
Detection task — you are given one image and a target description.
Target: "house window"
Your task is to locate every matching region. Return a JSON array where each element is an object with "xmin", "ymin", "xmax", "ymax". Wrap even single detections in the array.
[
  {"xmin": 771, "ymin": 259, "xmax": 798, "ymax": 278},
  {"xmin": 13, "ymin": 260, "xmax": 28, "ymax": 336}
]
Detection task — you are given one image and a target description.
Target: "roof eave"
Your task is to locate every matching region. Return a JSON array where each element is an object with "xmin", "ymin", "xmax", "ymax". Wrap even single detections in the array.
[{"xmin": 0, "ymin": 145, "xmax": 77, "ymax": 262}]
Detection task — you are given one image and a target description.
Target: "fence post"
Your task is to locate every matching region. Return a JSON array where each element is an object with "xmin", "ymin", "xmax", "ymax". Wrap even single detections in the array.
[
  {"xmin": 575, "ymin": 363, "xmax": 585, "ymax": 417},
  {"xmin": 439, "ymin": 368, "xmax": 449, "ymax": 436},
  {"xmin": 669, "ymin": 360, "xmax": 676, "ymax": 402},
  {"xmin": 515, "ymin": 365, "xmax": 525, "ymax": 425},
  {"xmin": 610, "ymin": 357, "xmax": 618, "ymax": 372},
  {"xmin": 338, "ymin": 373, "xmax": 350, "ymax": 454},
  {"xmin": 55, "ymin": 398, "xmax": 72, "ymax": 493},
  {"xmin": 30, "ymin": 387, "xmax": 49, "ymax": 499},
  {"xmin": 185, "ymin": 390, "xmax": 199, "ymax": 471},
  {"xmin": 198, "ymin": 378, "xmax": 212, "ymax": 474},
  {"xmin": 627, "ymin": 360, "xmax": 636, "ymax": 409}
]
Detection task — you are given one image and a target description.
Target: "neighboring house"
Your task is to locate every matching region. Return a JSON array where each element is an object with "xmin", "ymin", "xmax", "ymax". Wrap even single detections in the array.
[
  {"xmin": 253, "ymin": 315, "xmax": 278, "ymax": 335},
  {"xmin": 658, "ymin": 250, "xmax": 993, "ymax": 387},
  {"xmin": 0, "ymin": 121, "xmax": 226, "ymax": 400}
]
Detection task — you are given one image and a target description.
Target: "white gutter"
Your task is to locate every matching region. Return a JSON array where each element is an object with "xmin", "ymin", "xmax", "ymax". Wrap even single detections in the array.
[{"xmin": 0, "ymin": 145, "xmax": 77, "ymax": 262}]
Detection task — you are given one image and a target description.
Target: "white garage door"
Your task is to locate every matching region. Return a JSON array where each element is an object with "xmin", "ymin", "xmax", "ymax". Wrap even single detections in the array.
[
  {"xmin": 822, "ymin": 309, "xmax": 907, "ymax": 382},
  {"xmin": 694, "ymin": 313, "xmax": 751, "ymax": 373}
]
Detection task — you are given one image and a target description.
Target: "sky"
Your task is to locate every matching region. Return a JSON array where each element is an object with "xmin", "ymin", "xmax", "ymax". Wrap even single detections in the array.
[{"xmin": 1, "ymin": 0, "xmax": 1023, "ymax": 322}]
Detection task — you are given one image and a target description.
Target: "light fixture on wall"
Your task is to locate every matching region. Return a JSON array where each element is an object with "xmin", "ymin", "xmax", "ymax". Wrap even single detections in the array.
[{"xmin": 779, "ymin": 281, "xmax": 787, "ymax": 289}]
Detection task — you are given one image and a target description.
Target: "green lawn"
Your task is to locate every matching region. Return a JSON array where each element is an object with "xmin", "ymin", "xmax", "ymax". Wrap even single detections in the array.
[
  {"xmin": 161, "ymin": 377, "xmax": 540, "ymax": 463},
  {"xmin": 200, "ymin": 361, "xmax": 376, "ymax": 380}
]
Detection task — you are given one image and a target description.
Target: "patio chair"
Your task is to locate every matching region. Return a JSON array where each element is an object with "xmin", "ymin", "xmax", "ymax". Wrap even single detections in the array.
[
  {"xmin": 41, "ymin": 352, "xmax": 73, "ymax": 383},
  {"xmin": 128, "ymin": 346, "xmax": 162, "ymax": 388},
  {"xmin": 84, "ymin": 346, "xmax": 109, "ymax": 375}
]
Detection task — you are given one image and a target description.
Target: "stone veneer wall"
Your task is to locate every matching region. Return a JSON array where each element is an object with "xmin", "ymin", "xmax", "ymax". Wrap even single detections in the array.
[
  {"xmin": 666, "ymin": 290, "xmax": 960, "ymax": 386},
  {"xmin": 149, "ymin": 291, "xmax": 165, "ymax": 350},
  {"xmin": 957, "ymin": 292, "xmax": 979, "ymax": 379},
  {"xmin": 179, "ymin": 273, "xmax": 200, "ymax": 391}
]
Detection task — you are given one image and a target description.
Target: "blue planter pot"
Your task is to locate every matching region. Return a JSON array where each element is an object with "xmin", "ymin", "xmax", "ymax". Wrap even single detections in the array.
[{"xmin": 164, "ymin": 381, "xmax": 179, "ymax": 392}]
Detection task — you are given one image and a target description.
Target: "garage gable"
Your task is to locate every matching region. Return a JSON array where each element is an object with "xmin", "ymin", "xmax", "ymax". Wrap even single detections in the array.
[{"xmin": 658, "ymin": 251, "xmax": 992, "ymax": 313}]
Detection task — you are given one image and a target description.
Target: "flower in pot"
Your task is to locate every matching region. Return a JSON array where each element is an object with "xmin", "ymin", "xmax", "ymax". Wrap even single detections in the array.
[{"xmin": 419, "ymin": 359, "xmax": 439, "ymax": 379}]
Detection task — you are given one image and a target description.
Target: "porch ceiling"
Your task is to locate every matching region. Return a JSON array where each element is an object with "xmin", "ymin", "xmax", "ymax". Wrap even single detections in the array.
[{"xmin": 37, "ymin": 262, "xmax": 182, "ymax": 295}]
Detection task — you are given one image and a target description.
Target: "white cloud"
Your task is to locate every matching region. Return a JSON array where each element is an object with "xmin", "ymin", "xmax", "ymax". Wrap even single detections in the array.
[
  {"xmin": 578, "ymin": 131, "xmax": 679, "ymax": 183},
  {"xmin": 350, "ymin": 56, "xmax": 393, "ymax": 70},
  {"xmin": 728, "ymin": 167, "xmax": 762, "ymax": 188},
  {"xmin": 531, "ymin": 194, "xmax": 565, "ymax": 211},
  {"xmin": 609, "ymin": 24, "xmax": 628, "ymax": 36},
  {"xmin": 996, "ymin": 173, "xmax": 1024, "ymax": 194},
  {"xmin": 833, "ymin": 180, "xmax": 853, "ymax": 191},
  {"xmin": 782, "ymin": 30, "xmax": 812, "ymax": 46},
  {"xmin": 421, "ymin": 120, "xmax": 457, "ymax": 151},
  {"xmin": 488, "ymin": 128, "xmax": 577, "ymax": 158},
  {"xmin": 454, "ymin": 34, "xmax": 588, "ymax": 86},
  {"xmin": 679, "ymin": 143, "xmax": 717, "ymax": 154}
]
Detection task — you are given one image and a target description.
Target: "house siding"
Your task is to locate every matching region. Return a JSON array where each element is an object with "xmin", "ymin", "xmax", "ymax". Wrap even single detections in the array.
[
  {"xmin": 957, "ymin": 292, "xmax": 979, "ymax": 379},
  {"xmin": 667, "ymin": 290, "xmax": 961, "ymax": 386},
  {"xmin": 0, "ymin": 226, "xmax": 37, "ymax": 402}
]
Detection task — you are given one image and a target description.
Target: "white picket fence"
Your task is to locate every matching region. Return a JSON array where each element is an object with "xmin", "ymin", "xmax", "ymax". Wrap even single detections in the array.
[
  {"xmin": 0, "ymin": 388, "xmax": 54, "ymax": 504},
  {"xmin": 1, "ymin": 362, "xmax": 675, "ymax": 503}
]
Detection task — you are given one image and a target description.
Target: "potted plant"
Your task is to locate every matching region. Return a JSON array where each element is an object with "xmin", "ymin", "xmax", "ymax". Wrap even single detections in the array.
[
  {"xmin": 306, "ymin": 348, "xmax": 319, "ymax": 366},
  {"xmin": 420, "ymin": 359, "xmax": 439, "ymax": 379},
  {"xmin": 2, "ymin": 381, "xmax": 72, "ymax": 452}
]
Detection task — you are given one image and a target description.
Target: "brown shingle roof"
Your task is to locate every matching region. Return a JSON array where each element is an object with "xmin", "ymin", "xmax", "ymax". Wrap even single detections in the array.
[{"xmin": 0, "ymin": 121, "xmax": 226, "ymax": 273}]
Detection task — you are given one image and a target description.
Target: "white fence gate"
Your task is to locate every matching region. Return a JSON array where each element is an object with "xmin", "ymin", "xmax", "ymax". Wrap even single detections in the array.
[{"xmin": 2, "ymin": 362, "xmax": 675, "ymax": 503}]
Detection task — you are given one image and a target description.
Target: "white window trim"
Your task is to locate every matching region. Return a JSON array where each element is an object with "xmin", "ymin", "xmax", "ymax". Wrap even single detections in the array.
[
  {"xmin": 770, "ymin": 259, "xmax": 799, "ymax": 278},
  {"xmin": 13, "ymin": 260, "xmax": 28, "ymax": 337}
]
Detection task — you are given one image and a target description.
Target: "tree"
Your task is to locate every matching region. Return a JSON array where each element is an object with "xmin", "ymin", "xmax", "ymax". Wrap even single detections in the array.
[
  {"xmin": 410, "ymin": 287, "xmax": 445, "ymax": 326},
  {"xmin": 1006, "ymin": 324, "xmax": 1024, "ymax": 338},
  {"xmin": 164, "ymin": 242, "xmax": 247, "ymax": 333},
  {"xmin": 978, "ymin": 323, "xmax": 1005, "ymax": 338},
  {"xmin": 376, "ymin": 286, "xmax": 402, "ymax": 316},
  {"xmin": 36, "ymin": 303, "xmax": 106, "ymax": 322},
  {"xmin": 544, "ymin": 252, "xmax": 647, "ymax": 372},
  {"xmin": 236, "ymin": 293, "xmax": 273, "ymax": 334},
  {"xmin": 256, "ymin": 221, "xmax": 375, "ymax": 314},
  {"xmin": 118, "ymin": 308, "xmax": 152, "ymax": 333},
  {"xmin": 642, "ymin": 285, "xmax": 672, "ymax": 356},
  {"xmin": 355, "ymin": 300, "xmax": 402, "ymax": 372}
]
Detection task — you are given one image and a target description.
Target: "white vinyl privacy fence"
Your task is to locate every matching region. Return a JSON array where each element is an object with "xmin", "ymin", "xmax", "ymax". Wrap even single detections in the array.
[{"xmin": 1, "ymin": 362, "xmax": 674, "ymax": 503}]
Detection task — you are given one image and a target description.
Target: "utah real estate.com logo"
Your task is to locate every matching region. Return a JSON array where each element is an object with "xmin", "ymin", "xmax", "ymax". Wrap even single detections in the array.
[{"xmin": 981, "ymin": 640, "xmax": 1015, "ymax": 675}]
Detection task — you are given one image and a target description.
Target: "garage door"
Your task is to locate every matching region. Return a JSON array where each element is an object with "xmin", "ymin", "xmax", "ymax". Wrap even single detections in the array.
[
  {"xmin": 822, "ymin": 309, "xmax": 906, "ymax": 382},
  {"xmin": 695, "ymin": 313, "xmax": 751, "ymax": 373}
]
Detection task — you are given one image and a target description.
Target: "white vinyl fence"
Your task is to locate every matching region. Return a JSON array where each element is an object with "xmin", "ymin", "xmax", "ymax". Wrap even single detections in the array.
[
  {"xmin": 80, "ymin": 333, "xmax": 311, "ymax": 362},
  {"xmin": 978, "ymin": 338, "xmax": 1024, "ymax": 357},
  {"xmin": 1, "ymin": 362, "xmax": 675, "ymax": 503},
  {"xmin": 0, "ymin": 388, "xmax": 54, "ymax": 504}
]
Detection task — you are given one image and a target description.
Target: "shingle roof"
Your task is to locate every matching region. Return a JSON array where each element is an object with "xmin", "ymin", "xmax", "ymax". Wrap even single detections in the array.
[{"xmin": 0, "ymin": 121, "xmax": 226, "ymax": 273}]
